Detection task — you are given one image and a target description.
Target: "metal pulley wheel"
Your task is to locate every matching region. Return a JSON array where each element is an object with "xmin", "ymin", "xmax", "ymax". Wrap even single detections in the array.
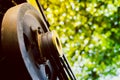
[
  {"xmin": 1, "ymin": 2, "xmax": 76, "ymax": 80},
  {"xmin": 1, "ymin": 3, "xmax": 52, "ymax": 80}
]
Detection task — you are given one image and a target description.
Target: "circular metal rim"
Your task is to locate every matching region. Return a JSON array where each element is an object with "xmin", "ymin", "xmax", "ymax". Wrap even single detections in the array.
[{"xmin": 1, "ymin": 3, "xmax": 50, "ymax": 80}]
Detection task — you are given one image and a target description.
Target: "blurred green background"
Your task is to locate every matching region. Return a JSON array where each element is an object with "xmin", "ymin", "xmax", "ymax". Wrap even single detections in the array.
[{"xmin": 40, "ymin": 0, "xmax": 120, "ymax": 80}]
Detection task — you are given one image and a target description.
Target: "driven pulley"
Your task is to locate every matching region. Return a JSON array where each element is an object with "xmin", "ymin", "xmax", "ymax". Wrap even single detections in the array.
[{"xmin": 1, "ymin": 2, "xmax": 76, "ymax": 80}]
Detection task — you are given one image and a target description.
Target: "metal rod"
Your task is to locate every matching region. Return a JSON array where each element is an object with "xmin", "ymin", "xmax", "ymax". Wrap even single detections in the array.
[
  {"xmin": 60, "ymin": 57, "xmax": 74, "ymax": 79},
  {"xmin": 35, "ymin": 0, "xmax": 50, "ymax": 28},
  {"xmin": 62, "ymin": 54, "xmax": 76, "ymax": 80}
]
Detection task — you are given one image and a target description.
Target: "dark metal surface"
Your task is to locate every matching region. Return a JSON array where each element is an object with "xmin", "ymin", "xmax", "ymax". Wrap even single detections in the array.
[
  {"xmin": 38, "ymin": 31, "xmax": 69, "ymax": 79},
  {"xmin": 1, "ymin": 3, "xmax": 51, "ymax": 80},
  {"xmin": 35, "ymin": 0, "xmax": 50, "ymax": 28},
  {"xmin": 0, "ymin": 2, "xmax": 76, "ymax": 80},
  {"xmin": 0, "ymin": 0, "xmax": 27, "ymax": 68}
]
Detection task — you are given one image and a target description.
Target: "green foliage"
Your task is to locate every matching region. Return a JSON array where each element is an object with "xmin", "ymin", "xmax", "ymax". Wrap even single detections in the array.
[{"xmin": 40, "ymin": 0, "xmax": 120, "ymax": 79}]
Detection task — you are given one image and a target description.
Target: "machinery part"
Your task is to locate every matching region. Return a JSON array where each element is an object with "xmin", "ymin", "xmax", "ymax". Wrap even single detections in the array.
[
  {"xmin": 1, "ymin": 2, "xmax": 76, "ymax": 80},
  {"xmin": 1, "ymin": 3, "xmax": 51, "ymax": 80},
  {"xmin": 0, "ymin": 0, "xmax": 27, "ymax": 27},
  {"xmin": 35, "ymin": 0, "xmax": 50, "ymax": 27},
  {"xmin": 0, "ymin": 0, "xmax": 27, "ymax": 69},
  {"xmin": 38, "ymin": 30, "xmax": 76, "ymax": 80},
  {"xmin": 38, "ymin": 30, "xmax": 63, "ymax": 57}
]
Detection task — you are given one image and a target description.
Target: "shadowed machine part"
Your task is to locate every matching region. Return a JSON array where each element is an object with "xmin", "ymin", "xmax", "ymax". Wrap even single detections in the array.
[{"xmin": 0, "ymin": 1, "xmax": 76, "ymax": 80}]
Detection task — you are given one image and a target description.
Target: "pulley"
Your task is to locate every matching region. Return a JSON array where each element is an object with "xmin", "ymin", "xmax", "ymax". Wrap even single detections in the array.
[
  {"xmin": 1, "ymin": 2, "xmax": 76, "ymax": 80},
  {"xmin": 1, "ymin": 3, "xmax": 51, "ymax": 80}
]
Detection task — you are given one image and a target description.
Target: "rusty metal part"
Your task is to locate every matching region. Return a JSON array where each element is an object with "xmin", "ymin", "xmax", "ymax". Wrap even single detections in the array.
[
  {"xmin": 38, "ymin": 30, "xmax": 63, "ymax": 57},
  {"xmin": 1, "ymin": 2, "xmax": 76, "ymax": 80},
  {"xmin": 1, "ymin": 3, "xmax": 51, "ymax": 80}
]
